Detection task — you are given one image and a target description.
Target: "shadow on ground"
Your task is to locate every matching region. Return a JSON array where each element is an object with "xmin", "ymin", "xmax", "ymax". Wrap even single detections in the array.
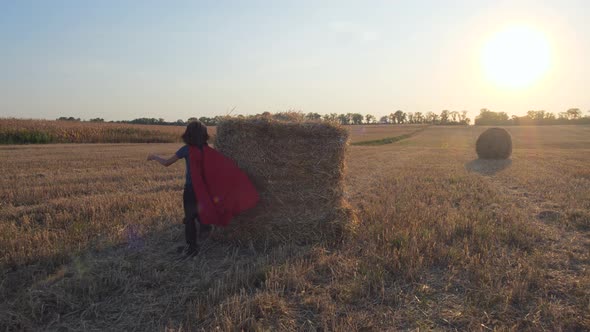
[
  {"xmin": 0, "ymin": 223, "xmax": 314, "ymax": 331},
  {"xmin": 465, "ymin": 158, "xmax": 512, "ymax": 175}
]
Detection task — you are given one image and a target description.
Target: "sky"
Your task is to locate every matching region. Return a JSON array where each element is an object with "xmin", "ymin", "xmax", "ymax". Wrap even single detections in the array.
[{"xmin": 1, "ymin": 0, "xmax": 589, "ymax": 121}]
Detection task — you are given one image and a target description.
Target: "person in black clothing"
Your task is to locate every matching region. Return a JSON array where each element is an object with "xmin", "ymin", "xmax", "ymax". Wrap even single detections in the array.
[{"xmin": 147, "ymin": 121, "xmax": 212, "ymax": 256}]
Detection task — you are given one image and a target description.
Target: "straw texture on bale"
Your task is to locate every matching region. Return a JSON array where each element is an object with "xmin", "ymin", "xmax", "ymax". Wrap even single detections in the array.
[
  {"xmin": 214, "ymin": 117, "xmax": 353, "ymax": 246},
  {"xmin": 476, "ymin": 127, "xmax": 513, "ymax": 159}
]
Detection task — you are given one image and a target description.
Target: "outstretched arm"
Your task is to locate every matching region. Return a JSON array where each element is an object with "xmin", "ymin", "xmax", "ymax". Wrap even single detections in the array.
[{"xmin": 147, "ymin": 154, "xmax": 179, "ymax": 167}]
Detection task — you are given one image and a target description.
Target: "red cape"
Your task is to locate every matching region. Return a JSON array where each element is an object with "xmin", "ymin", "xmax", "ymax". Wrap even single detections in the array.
[{"xmin": 188, "ymin": 145, "xmax": 259, "ymax": 226}]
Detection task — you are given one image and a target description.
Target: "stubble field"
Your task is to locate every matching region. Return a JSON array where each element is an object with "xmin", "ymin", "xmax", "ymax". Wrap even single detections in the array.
[{"xmin": 1, "ymin": 125, "xmax": 589, "ymax": 330}]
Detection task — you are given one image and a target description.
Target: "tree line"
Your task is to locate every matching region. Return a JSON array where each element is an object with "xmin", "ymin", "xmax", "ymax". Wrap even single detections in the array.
[
  {"xmin": 57, "ymin": 107, "xmax": 589, "ymax": 127},
  {"xmin": 58, "ymin": 110, "xmax": 471, "ymax": 127},
  {"xmin": 474, "ymin": 108, "xmax": 590, "ymax": 125},
  {"xmin": 298, "ymin": 110, "xmax": 471, "ymax": 125}
]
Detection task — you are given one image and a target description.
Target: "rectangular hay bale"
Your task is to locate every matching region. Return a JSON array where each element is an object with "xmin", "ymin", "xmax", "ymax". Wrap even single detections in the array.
[{"xmin": 214, "ymin": 117, "xmax": 351, "ymax": 245}]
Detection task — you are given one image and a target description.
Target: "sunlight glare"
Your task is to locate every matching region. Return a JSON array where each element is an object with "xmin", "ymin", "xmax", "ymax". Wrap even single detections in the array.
[{"xmin": 481, "ymin": 25, "xmax": 551, "ymax": 89}]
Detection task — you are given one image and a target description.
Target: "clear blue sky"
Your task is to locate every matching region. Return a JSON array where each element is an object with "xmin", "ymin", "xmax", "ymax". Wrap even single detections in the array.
[{"xmin": 1, "ymin": 0, "xmax": 589, "ymax": 121}]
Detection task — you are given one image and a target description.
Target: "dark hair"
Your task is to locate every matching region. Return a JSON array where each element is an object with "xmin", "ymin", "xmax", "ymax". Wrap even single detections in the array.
[{"xmin": 182, "ymin": 121, "xmax": 209, "ymax": 147}]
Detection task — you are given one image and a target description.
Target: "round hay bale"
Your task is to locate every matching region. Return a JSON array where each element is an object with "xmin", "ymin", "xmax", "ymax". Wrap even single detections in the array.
[{"xmin": 476, "ymin": 127, "xmax": 512, "ymax": 159}]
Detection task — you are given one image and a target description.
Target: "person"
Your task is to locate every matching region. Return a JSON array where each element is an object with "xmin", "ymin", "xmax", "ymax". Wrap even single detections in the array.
[{"xmin": 147, "ymin": 121, "xmax": 211, "ymax": 256}]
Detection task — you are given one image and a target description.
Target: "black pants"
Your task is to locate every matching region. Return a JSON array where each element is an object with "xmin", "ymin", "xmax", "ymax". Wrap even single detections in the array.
[{"xmin": 183, "ymin": 185, "xmax": 211, "ymax": 247}]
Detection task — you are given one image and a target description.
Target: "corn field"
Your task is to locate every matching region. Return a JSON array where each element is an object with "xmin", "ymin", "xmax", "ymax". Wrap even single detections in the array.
[{"xmin": 0, "ymin": 119, "xmax": 186, "ymax": 144}]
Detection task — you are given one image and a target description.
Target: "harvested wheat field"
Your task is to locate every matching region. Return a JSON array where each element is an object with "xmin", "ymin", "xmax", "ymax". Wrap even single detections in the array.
[
  {"xmin": 1, "ymin": 125, "xmax": 589, "ymax": 330},
  {"xmin": 347, "ymin": 124, "xmax": 427, "ymax": 143}
]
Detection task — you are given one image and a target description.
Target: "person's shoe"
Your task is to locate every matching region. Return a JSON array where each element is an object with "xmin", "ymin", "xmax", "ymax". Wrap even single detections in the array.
[
  {"xmin": 176, "ymin": 244, "xmax": 199, "ymax": 257},
  {"xmin": 198, "ymin": 224, "xmax": 212, "ymax": 241},
  {"xmin": 185, "ymin": 245, "xmax": 199, "ymax": 257},
  {"xmin": 198, "ymin": 229, "xmax": 211, "ymax": 241}
]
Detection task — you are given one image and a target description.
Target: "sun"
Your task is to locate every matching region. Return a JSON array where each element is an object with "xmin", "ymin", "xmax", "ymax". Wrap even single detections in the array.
[{"xmin": 481, "ymin": 25, "xmax": 551, "ymax": 89}]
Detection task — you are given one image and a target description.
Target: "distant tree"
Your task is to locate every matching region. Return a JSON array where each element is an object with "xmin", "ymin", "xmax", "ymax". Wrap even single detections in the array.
[
  {"xmin": 337, "ymin": 114, "xmax": 350, "ymax": 125},
  {"xmin": 524, "ymin": 110, "xmax": 557, "ymax": 124},
  {"xmin": 89, "ymin": 118, "xmax": 104, "ymax": 122},
  {"xmin": 57, "ymin": 116, "xmax": 81, "ymax": 121},
  {"xmin": 394, "ymin": 110, "xmax": 406, "ymax": 124},
  {"xmin": 527, "ymin": 110, "xmax": 548, "ymax": 121},
  {"xmin": 566, "ymin": 108, "xmax": 582, "ymax": 120},
  {"xmin": 474, "ymin": 108, "xmax": 510, "ymax": 125},
  {"xmin": 460, "ymin": 111, "xmax": 468, "ymax": 124},
  {"xmin": 440, "ymin": 110, "xmax": 450, "ymax": 124},
  {"xmin": 130, "ymin": 118, "xmax": 163, "ymax": 125},
  {"xmin": 406, "ymin": 112, "xmax": 414, "ymax": 124},
  {"xmin": 346, "ymin": 113, "xmax": 355, "ymax": 124},
  {"xmin": 425, "ymin": 112, "xmax": 438, "ymax": 124},
  {"xmin": 414, "ymin": 112, "xmax": 424, "ymax": 124},
  {"xmin": 497, "ymin": 111, "xmax": 510, "ymax": 121},
  {"xmin": 322, "ymin": 113, "xmax": 338, "ymax": 122},
  {"xmin": 450, "ymin": 111, "xmax": 459, "ymax": 123},
  {"xmin": 379, "ymin": 115, "xmax": 389, "ymax": 124},
  {"xmin": 460, "ymin": 113, "xmax": 468, "ymax": 124},
  {"xmin": 351, "ymin": 113, "xmax": 364, "ymax": 125},
  {"xmin": 305, "ymin": 112, "xmax": 322, "ymax": 121},
  {"xmin": 365, "ymin": 114, "xmax": 376, "ymax": 124},
  {"xmin": 527, "ymin": 110, "xmax": 538, "ymax": 120},
  {"xmin": 388, "ymin": 113, "xmax": 396, "ymax": 124}
]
